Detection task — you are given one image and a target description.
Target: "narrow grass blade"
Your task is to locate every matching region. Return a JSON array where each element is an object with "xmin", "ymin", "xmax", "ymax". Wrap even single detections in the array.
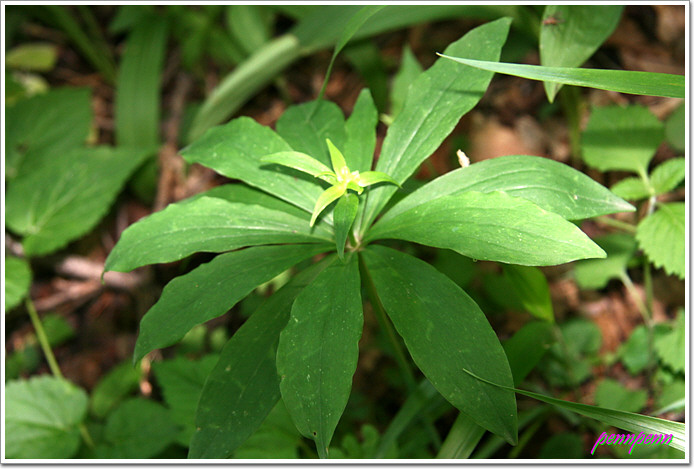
[{"xmin": 438, "ymin": 55, "xmax": 685, "ymax": 99}]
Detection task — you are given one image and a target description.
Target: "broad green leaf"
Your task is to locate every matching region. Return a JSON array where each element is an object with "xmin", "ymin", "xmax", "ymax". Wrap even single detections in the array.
[
  {"xmin": 462, "ymin": 368, "xmax": 685, "ymax": 453},
  {"xmin": 182, "ymin": 117, "xmax": 325, "ymax": 214},
  {"xmin": 362, "ymin": 245, "xmax": 517, "ymax": 444},
  {"xmin": 380, "ymin": 155, "xmax": 634, "ymax": 225},
  {"xmin": 503, "ymin": 265, "xmax": 554, "ymax": 322},
  {"xmin": 361, "ymin": 18, "xmax": 512, "ymax": 230},
  {"xmin": 654, "ymin": 312, "xmax": 685, "ymax": 373},
  {"xmin": 6, "ymin": 87, "xmax": 92, "ymax": 179},
  {"xmin": 190, "ymin": 257, "xmax": 333, "ymax": 458},
  {"xmin": 326, "ymin": 138, "xmax": 348, "ymax": 174},
  {"xmin": 276, "ymin": 101, "xmax": 347, "ymax": 166},
  {"xmin": 6, "ymin": 146, "xmax": 151, "ymax": 257},
  {"xmin": 390, "ymin": 45, "xmax": 423, "ymax": 119},
  {"xmin": 311, "ymin": 185, "xmax": 346, "ymax": 227},
  {"xmin": 651, "ymin": 157, "xmax": 685, "ymax": 195},
  {"xmin": 657, "ymin": 379, "xmax": 685, "ymax": 413},
  {"xmin": 6, "ymin": 43, "xmax": 58, "ymax": 71},
  {"xmin": 619, "ymin": 326, "xmax": 650, "ymax": 375},
  {"xmin": 232, "ymin": 401, "xmax": 302, "ymax": 459},
  {"xmin": 227, "ymin": 5, "xmax": 272, "ymax": 56},
  {"xmin": 611, "ymin": 177, "xmax": 651, "ymax": 201},
  {"xmin": 665, "ymin": 103, "xmax": 685, "ymax": 152},
  {"xmin": 582, "ymin": 105, "xmax": 664, "ymax": 175},
  {"xmin": 636, "ymin": 203, "xmax": 684, "ymax": 278},
  {"xmin": 114, "ymin": 14, "xmax": 168, "ymax": 148},
  {"xmin": 438, "ymin": 55, "xmax": 685, "ymax": 99},
  {"xmin": 152, "ymin": 355, "xmax": 218, "ymax": 446},
  {"xmin": 133, "ymin": 244, "xmax": 328, "ymax": 362},
  {"xmin": 95, "ymin": 398, "xmax": 179, "ymax": 458},
  {"xmin": 344, "ymin": 89, "xmax": 378, "ymax": 173},
  {"xmin": 370, "ymin": 191, "xmax": 605, "ymax": 266},
  {"xmin": 503, "ymin": 321, "xmax": 555, "ymax": 386},
  {"xmin": 260, "ymin": 151, "xmax": 334, "ymax": 181},
  {"xmin": 334, "ymin": 193, "xmax": 359, "ymax": 260},
  {"xmin": 539, "ymin": 5, "xmax": 623, "ymax": 101},
  {"xmin": 105, "ymin": 196, "xmax": 332, "ymax": 273},
  {"xmin": 188, "ymin": 183, "xmax": 310, "ymax": 219},
  {"xmin": 5, "ymin": 256, "xmax": 32, "ymax": 311},
  {"xmin": 358, "ymin": 171, "xmax": 401, "ymax": 188},
  {"xmin": 595, "ymin": 379, "xmax": 648, "ymax": 413},
  {"xmin": 90, "ymin": 361, "xmax": 142, "ymax": 419},
  {"xmin": 574, "ymin": 234, "xmax": 637, "ymax": 289},
  {"xmin": 277, "ymin": 256, "xmax": 363, "ymax": 458},
  {"xmin": 6, "ymin": 376, "xmax": 88, "ymax": 459}
]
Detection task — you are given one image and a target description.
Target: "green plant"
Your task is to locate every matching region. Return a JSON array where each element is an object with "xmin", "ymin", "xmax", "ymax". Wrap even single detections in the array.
[{"xmin": 97, "ymin": 16, "xmax": 687, "ymax": 459}]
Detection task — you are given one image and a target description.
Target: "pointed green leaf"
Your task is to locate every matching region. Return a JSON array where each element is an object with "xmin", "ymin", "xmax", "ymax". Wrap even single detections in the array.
[
  {"xmin": 5, "ymin": 256, "xmax": 32, "ymax": 311},
  {"xmin": 311, "ymin": 185, "xmax": 346, "ymax": 227},
  {"xmin": 438, "ymin": 55, "xmax": 685, "ymax": 99},
  {"xmin": 6, "ymin": 146, "xmax": 151, "ymax": 257},
  {"xmin": 6, "ymin": 43, "xmax": 58, "ymax": 71},
  {"xmin": 370, "ymin": 191, "xmax": 606, "ymax": 266},
  {"xmin": 595, "ymin": 379, "xmax": 647, "ymax": 413},
  {"xmin": 654, "ymin": 312, "xmax": 685, "ymax": 373},
  {"xmin": 502, "ymin": 265, "xmax": 554, "ymax": 322},
  {"xmin": 582, "ymin": 105, "xmax": 664, "ymax": 175},
  {"xmin": 539, "ymin": 5, "xmax": 623, "ymax": 101},
  {"xmin": 636, "ymin": 203, "xmax": 684, "ymax": 279},
  {"xmin": 574, "ymin": 234, "xmax": 638, "ymax": 289},
  {"xmin": 181, "ymin": 117, "xmax": 324, "ymax": 215},
  {"xmin": 134, "ymin": 244, "xmax": 329, "ymax": 362},
  {"xmin": 611, "ymin": 177, "xmax": 651, "ymax": 201},
  {"xmin": 190, "ymin": 258, "xmax": 333, "ymax": 458},
  {"xmin": 334, "ymin": 194, "xmax": 359, "ymax": 260},
  {"xmin": 665, "ymin": 103, "xmax": 685, "ymax": 152},
  {"xmin": 326, "ymin": 138, "xmax": 348, "ymax": 175},
  {"xmin": 651, "ymin": 157, "xmax": 685, "ymax": 195},
  {"xmin": 344, "ymin": 88, "xmax": 378, "ymax": 172},
  {"xmin": 277, "ymin": 256, "xmax": 363, "ymax": 458},
  {"xmin": 260, "ymin": 151, "xmax": 334, "ymax": 180},
  {"xmin": 6, "ymin": 376, "xmax": 88, "ymax": 459},
  {"xmin": 380, "ymin": 155, "xmax": 634, "ymax": 225},
  {"xmin": 358, "ymin": 171, "xmax": 401, "ymax": 188},
  {"xmin": 361, "ymin": 18, "xmax": 512, "ymax": 230},
  {"xmin": 390, "ymin": 45, "xmax": 423, "ymax": 119},
  {"xmin": 105, "ymin": 197, "xmax": 332, "ymax": 273},
  {"xmin": 503, "ymin": 321, "xmax": 556, "ymax": 386},
  {"xmin": 276, "ymin": 100, "xmax": 346, "ymax": 166},
  {"xmin": 362, "ymin": 245, "xmax": 517, "ymax": 443}
]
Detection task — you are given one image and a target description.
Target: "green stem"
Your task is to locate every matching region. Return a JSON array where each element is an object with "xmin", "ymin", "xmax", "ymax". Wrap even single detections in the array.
[
  {"xmin": 25, "ymin": 298, "xmax": 63, "ymax": 379},
  {"xmin": 596, "ymin": 216, "xmax": 637, "ymax": 234}
]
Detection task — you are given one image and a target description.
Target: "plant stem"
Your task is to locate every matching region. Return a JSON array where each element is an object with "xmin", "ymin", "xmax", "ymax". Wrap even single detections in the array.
[
  {"xmin": 25, "ymin": 298, "xmax": 63, "ymax": 379},
  {"xmin": 596, "ymin": 216, "xmax": 637, "ymax": 233}
]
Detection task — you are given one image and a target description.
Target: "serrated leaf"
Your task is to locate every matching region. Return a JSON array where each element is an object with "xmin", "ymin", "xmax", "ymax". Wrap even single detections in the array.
[
  {"xmin": 190, "ymin": 258, "xmax": 333, "ymax": 458},
  {"xmin": 6, "ymin": 146, "xmax": 151, "ymax": 257},
  {"xmin": 654, "ymin": 312, "xmax": 685, "ymax": 373},
  {"xmin": 344, "ymin": 89, "xmax": 378, "ymax": 173},
  {"xmin": 582, "ymin": 105, "xmax": 664, "ymax": 175},
  {"xmin": 5, "ymin": 256, "xmax": 32, "ymax": 311},
  {"xmin": 6, "ymin": 87, "xmax": 92, "ymax": 180},
  {"xmin": 574, "ymin": 234, "xmax": 638, "ymax": 289},
  {"xmin": 595, "ymin": 379, "xmax": 647, "ymax": 413},
  {"xmin": 636, "ymin": 203, "xmax": 684, "ymax": 278},
  {"xmin": 134, "ymin": 244, "xmax": 329, "ymax": 362},
  {"xmin": 276, "ymin": 101, "xmax": 347, "ymax": 167},
  {"xmin": 95, "ymin": 398, "xmax": 179, "ymax": 458},
  {"xmin": 181, "ymin": 117, "xmax": 325, "ymax": 215},
  {"xmin": 277, "ymin": 256, "xmax": 362, "ymax": 458},
  {"xmin": 361, "ymin": 18, "xmax": 512, "ymax": 231},
  {"xmin": 502, "ymin": 265, "xmax": 554, "ymax": 322},
  {"xmin": 390, "ymin": 45, "xmax": 423, "ymax": 119},
  {"xmin": 611, "ymin": 177, "xmax": 651, "ymax": 201},
  {"xmin": 260, "ymin": 151, "xmax": 334, "ymax": 181},
  {"xmin": 380, "ymin": 155, "xmax": 634, "ymax": 224},
  {"xmin": 6, "ymin": 376, "xmax": 88, "ymax": 459},
  {"xmin": 370, "ymin": 191, "xmax": 605, "ymax": 266},
  {"xmin": 334, "ymin": 193, "xmax": 359, "ymax": 260},
  {"xmin": 539, "ymin": 5, "xmax": 623, "ymax": 101},
  {"xmin": 619, "ymin": 326, "xmax": 650, "ymax": 375},
  {"xmin": 311, "ymin": 185, "xmax": 346, "ymax": 227},
  {"xmin": 651, "ymin": 157, "xmax": 685, "ymax": 195},
  {"xmin": 152, "ymin": 355, "xmax": 218, "ymax": 446},
  {"xmin": 438, "ymin": 56, "xmax": 684, "ymax": 99},
  {"xmin": 362, "ymin": 245, "xmax": 517, "ymax": 444},
  {"xmin": 105, "ymin": 196, "xmax": 332, "ymax": 273},
  {"xmin": 90, "ymin": 361, "xmax": 142, "ymax": 419}
]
